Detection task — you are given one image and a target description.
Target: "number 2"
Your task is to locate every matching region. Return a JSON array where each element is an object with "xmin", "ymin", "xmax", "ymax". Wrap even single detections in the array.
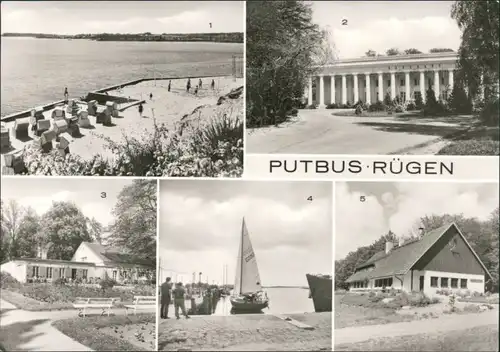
[{"xmin": 342, "ymin": 19, "xmax": 348, "ymax": 26}]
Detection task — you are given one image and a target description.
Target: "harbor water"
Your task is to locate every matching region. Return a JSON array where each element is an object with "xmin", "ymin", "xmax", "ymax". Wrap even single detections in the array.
[{"xmin": 1, "ymin": 37, "xmax": 243, "ymax": 116}]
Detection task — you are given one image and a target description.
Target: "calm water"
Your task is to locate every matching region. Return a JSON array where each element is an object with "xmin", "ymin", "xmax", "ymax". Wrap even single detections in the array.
[
  {"xmin": 189, "ymin": 287, "xmax": 315, "ymax": 316},
  {"xmin": 1, "ymin": 37, "xmax": 243, "ymax": 116}
]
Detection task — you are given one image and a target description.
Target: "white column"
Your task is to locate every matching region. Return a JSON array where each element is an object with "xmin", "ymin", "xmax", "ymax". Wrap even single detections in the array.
[
  {"xmin": 307, "ymin": 76, "xmax": 313, "ymax": 106},
  {"xmin": 319, "ymin": 75, "xmax": 325, "ymax": 107},
  {"xmin": 390, "ymin": 71, "xmax": 396, "ymax": 100},
  {"xmin": 330, "ymin": 75, "xmax": 335, "ymax": 105},
  {"xmin": 341, "ymin": 74, "xmax": 347, "ymax": 105},
  {"xmin": 434, "ymin": 69, "xmax": 440, "ymax": 100},
  {"xmin": 420, "ymin": 70, "xmax": 426, "ymax": 102},
  {"xmin": 378, "ymin": 72, "xmax": 383, "ymax": 102},
  {"xmin": 353, "ymin": 73, "xmax": 359, "ymax": 103},
  {"xmin": 365, "ymin": 73, "xmax": 371, "ymax": 104},
  {"xmin": 405, "ymin": 71, "xmax": 410, "ymax": 102},
  {"xmin": 448, "ymin": 69, "xmax": 454, "ymax": 89}
]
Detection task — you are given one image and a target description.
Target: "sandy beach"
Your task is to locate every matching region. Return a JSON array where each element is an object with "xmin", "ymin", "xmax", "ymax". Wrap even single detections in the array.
[{"xmin": 158, "ymin": 312, "xmax": 332, "ymax": 351}]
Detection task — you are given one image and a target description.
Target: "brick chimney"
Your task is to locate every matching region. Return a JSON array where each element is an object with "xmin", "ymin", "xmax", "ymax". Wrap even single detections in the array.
[{"xmin": 385, "ymin": 241, "xmax": 394, "ymax": 254}]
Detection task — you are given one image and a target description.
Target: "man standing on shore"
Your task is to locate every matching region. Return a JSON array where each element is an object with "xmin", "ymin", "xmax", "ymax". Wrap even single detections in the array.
[
  {"xmin": 160, "ymin": 277, "xmax": 172, "ymax": 319},
  {"xmin": 199, "ymin": 78, "xmax": 203, "ymax": 89},
  {"xmin": 138, "ymin": 103, "xmax": 144, "ymax": 118},
  {"xmin": 211, "ymin": 79, "xmax": 215, "ymax": 90},
  {"xmin": 168, "ymin": 80, "xmax": 171, "ymax": 92},
  {"xmin": 173, "ymin": 282, "xmax": 190, "ymax": 319},
  {"xmin": 187, "ymin": 78, "xmax": 191, "ymax": 93},
  {"xmin": 64, "ymin": 87, "xmax": 69, "ymax": 103}
]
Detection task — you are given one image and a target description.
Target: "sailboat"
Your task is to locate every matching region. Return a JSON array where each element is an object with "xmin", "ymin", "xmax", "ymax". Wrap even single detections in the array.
[{"xmin": 230, "ymin": 218, "xmax": 269, "ymax": 312}]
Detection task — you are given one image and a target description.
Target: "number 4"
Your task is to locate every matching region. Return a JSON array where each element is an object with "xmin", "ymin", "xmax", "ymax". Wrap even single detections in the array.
[{"xmin": 307, "ymin": 196, "xmax": 313, "ymax": 201}]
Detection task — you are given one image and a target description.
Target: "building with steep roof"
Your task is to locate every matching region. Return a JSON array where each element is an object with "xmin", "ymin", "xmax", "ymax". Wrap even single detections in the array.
[
  {"xmin": 345, "ymin": 223, "xmax": 492, "ymax": 295},
  {"xmin": 0, "ymin": 241, "xmax": 155, "ymax": 284}
]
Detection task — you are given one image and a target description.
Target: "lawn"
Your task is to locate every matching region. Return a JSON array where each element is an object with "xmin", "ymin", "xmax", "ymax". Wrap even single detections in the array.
[
  {"xmin": 437, "ymin": 126, "xmax": 499, "ymax": 155},
  {"xmin": 334, "ymin": 324, "xmax": 499, "ymax": 351},
  {"xmin": 52, "ymin": 313, "xmax": 155, "ymax": 351}
]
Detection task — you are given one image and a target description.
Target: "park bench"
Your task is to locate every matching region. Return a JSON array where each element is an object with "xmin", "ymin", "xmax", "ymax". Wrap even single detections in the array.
[
  {"xmin": 124, "ymin": 295, "xmax": 156, "ymax": 316},
  {"xmin": 73, "ymin": 297, "xmax": 119, "ymax": 317}
]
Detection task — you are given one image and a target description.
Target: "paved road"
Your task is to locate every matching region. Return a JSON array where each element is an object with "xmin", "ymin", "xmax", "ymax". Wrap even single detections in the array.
[
  {"xmin": 247, "ymin": 110, "xmax": 469, "ymax": 154},
  {"xmin": 0, "ymin": 299, "xmax": 92, "ymax": 351},
  {"xmin": 334, "ymin": 309, "xmax": 498, "ymax": 346}
]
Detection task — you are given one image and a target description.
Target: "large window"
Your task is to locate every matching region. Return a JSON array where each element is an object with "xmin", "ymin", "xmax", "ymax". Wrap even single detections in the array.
[
  {"xmin": 32, "ymin": 266, "xmax": 39, "ymax": 277},
  {"xmin": 400, "ymin": 92, "xmax": 406, "ymax": 102},
  {"xmin": 375, "ymin": 277, "xmax": 393, "ymax": 288},
  {"xmin": 431, "ymin": 277, "xmax": 438, "ymax": 287},
  {"xmin": 47, "ymin": 267, "xmax": 53, "ymax": 279},
  {"xmin": 414, "ymin": 78, "xmax": 419, "ymax": 86},
  {"xmin": 460, "ymin": 279, "xmax": 468, "ymax": 288},
  {"xmin": 400, "ymin": 79, "xmax": 404, "ymax": 86},
  {"xmin": 441, "ymin": 278, "xmax": 449, "ymax": 288},
  {"xmin": 83, "ymin": 269, "xmax": 88, "ymax": 279},
  {"xmin": 59, "ymin": 268, "xmax": 65, "ymax": 278},
  {"xmin": 451, "ymin": 278, "xmax": 458, "ymax": 288},
  {"xmin": 414, "ymin": 91, "xmax": 422, "ymax": 102}
]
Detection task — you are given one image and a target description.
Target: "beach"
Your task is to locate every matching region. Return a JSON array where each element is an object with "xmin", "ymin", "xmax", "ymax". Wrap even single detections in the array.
[{"xmin": 158, "ymin": 312, "xmax": 332, "ymax": 351}]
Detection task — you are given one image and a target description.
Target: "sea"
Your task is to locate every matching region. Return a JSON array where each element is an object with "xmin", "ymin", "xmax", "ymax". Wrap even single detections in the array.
[
  {"xmin": 199, "ymin": 287, "xmax": 316, "ymax": 316},
  {"xmin": 1, "ymin": 37, "xmax": 243, "ymax": 116}
]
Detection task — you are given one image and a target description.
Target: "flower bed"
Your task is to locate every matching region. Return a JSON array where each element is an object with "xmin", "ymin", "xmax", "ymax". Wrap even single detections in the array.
[{"xmin": 16, "ymin": 107, "xmax": 243, "ymax": 177}]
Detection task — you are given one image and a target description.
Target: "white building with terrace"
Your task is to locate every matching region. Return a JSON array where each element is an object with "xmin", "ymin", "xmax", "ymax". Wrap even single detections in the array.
[{"xmin": 307, "ymin": 52, "xmax": 458, "ymax": 107}]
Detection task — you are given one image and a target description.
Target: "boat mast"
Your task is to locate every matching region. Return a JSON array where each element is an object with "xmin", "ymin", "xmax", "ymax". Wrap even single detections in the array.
[{"xmin": 240, "ymin": 217, "xmax": 244, "ymax": 294}]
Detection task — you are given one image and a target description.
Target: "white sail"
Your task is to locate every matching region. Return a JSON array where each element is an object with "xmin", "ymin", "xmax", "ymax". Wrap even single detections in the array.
[{"xmin": 234, "ymin": 218, "xmax": 262, "ymax": 295}]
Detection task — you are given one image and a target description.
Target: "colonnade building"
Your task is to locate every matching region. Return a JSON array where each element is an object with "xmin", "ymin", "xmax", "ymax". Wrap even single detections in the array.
[{"xmin": 307, "ymin": 52, "xmax": 458, "ymax": 108}]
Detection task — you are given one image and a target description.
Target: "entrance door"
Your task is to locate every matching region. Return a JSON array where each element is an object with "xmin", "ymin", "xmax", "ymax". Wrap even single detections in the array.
[
  {"xmin": 71, "ymin": 269, "xmax": 77, "ymax": 280},
  {"xmin": 419, "ymin": 276, "xmax": 425, "ymax": 291}
]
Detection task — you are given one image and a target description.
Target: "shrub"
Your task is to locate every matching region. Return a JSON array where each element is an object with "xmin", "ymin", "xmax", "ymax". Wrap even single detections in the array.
[
  {"xmin": 449, "ymin": 83, "xmax": 473, "ymax": 114},
  {"xmin": 346, "ymin": 101, "xmax": 354, "ymax": 108},
  {"xmin": 406, "ymin": 101, "xmax": 416, "ymax": 111},
  {"xmin": 448, "ymin": 294, "xmax": 457, "ymax": 312},
  {"xmin": 480, "ymin": 98, "xmax": 499, "ymax": 127},
  {"xmin": 100, "ymin": 277, "xmax": 117, "ymax": 292},
  {"xmin": 368, "ymin": 100, "xmax": 385, "ymax": 112},
  {"xmin": 394, "ymin": 104, "xmax": 405, "ymax": 113},
  {"xmin": 355, "ymin": 105, "xmax": 363, "ymax": 116},
  {"xmin": 383, "ymin": 92, "xmax": 393, "ymax": 107},
  {"xmin": 52, "ymin": 278, "xmax": 67, "ymax": 286},
  {"xmin": 463, "ymin": 304, "xmax": 480, "ymax": 313},
  {"xmin": 290, "ymin": 108, "xmax": 299, "ymax": 116},
  {"xmin": 0, "ymin": 271, "xmax": 21, "ymax": 289},
  {"xmin": 415, "ymin": 93, "xmax": 424, "ymax": 109},
  {"xmin": 326, "ymin": 103, "xmax": 338, "ymax": 109},
  {"xmin": 306, "ymin": 104, "xmax": 317, "ymax": 109}
]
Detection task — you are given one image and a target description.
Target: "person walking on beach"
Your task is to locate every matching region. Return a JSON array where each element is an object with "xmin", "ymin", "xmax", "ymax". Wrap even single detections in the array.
[
  {"xmin": 168, "ymin": 80, "xmax": 171, "ymax": 92},
  {"xmin": 149, "ymin": 93, "xmax": 153, "ymax": 100},
  {"xmin": 194, "ymin": 85, "xmax": 199, "ymax": 96},
  {"xmin": 211, "ymin": 79, "xmax": 215, "ymax": 90},
  {"xmin": 64, "ymin": 87, "xmax": 69, "ymax": 102},
  {"xmin": 160, "ymin": 277, "xmax": 172, "ymax": 319},
  {"xmin": 199, "ymin": 78, "xmax": 203, "ymax": 89},
  {"xmin": 173, "ymin": 282, "xmax": 190, "ymax": 319},
  {"xmin": 138, "ymin": 103, "xmax": 144, "ymax": 117},
  {"xmin": 186, "ymin": 78, "xmax": 191, "ymax": 93}
]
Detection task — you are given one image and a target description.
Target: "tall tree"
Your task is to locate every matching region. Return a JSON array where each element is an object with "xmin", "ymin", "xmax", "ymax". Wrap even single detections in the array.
[
  {"xmin": 15, "ymin": 207, "xmax": 40, "ymax": 258},
  {"xmin": 246, "ymin": 0, "xmax": 333, "ymax": 127},
  {"xmin": 108, "ymin": 180, "xmax": 157, "ymax": 263},
  {"xmin": 39, "ymin": 201, "xmax": 93, "ymax": 260}
]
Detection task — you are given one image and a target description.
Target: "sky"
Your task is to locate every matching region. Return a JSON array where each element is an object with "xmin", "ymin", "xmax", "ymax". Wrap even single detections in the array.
[
  {"xmin": 310, "ymin": 1, "xmax": 462, "ymax": 59},
  {"xmin": 1, "ymin": 178, "xmax": 136, "ymax": 227},
  {"xmin": 335, "ymin": 182, "xmax": 499, "ymax": 259},
  {"xmin": 1, "ymin": 1, "xmax": 244, "ymax": 35},
  {"xmin": 159, "ymin": 180, "xmax": 332, "ymax": 287}
]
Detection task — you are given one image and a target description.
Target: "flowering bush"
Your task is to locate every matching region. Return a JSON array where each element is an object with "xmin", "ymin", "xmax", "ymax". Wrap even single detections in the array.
[{"xmin": 19, "ymin": 111, "xmax": 243, "ymax": 177}]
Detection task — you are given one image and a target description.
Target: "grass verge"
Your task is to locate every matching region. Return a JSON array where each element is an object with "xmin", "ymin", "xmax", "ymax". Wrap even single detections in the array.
[
  {"xmin": 334, "ymin": 324, "xmax": 499, "ymax": 351},
  {"xmin": 52, "ymin": 314, "xmax": 154, "ymax": 351},
  {"xmin": 0, "ymin": 289, "xmax": 72, "ymax": 311}
]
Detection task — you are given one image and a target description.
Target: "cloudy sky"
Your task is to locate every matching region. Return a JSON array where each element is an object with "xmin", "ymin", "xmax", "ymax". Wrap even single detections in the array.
[
  {"xmin": 310, "ymin": 1, "xmax": 462, "ymax": 59},
  {"xmin": 159, "ymin": 180, "xmax": 332, "ymax": 287},
  {"xmin": 336, "ymin": 182, "xmax": 499, "ymax": 259},
  {"xmin": 1, "ymin": 178, "xmax": 136, "ymax": 227},
  {"xmin": 1, "ymin": 1, "xmax": 244, "ymax": 35}
]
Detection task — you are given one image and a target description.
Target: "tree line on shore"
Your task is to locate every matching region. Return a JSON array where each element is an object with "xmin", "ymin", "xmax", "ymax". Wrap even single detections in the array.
[
  {"xmin": 335, "ymin": 208, "xmax": 500, "ymax": 292},
  {"xmin": 2, "ymin": 32, "xmax": 244, "ymax": 43},
  {"xmin": 0, "ymin": 179, "xmax": 156, "ymax": 266}
]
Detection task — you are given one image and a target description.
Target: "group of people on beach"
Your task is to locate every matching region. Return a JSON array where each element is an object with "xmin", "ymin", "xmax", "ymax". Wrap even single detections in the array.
[{"xmin": 160, "ymin": 277, "xmax": 190, "ymax": 319}]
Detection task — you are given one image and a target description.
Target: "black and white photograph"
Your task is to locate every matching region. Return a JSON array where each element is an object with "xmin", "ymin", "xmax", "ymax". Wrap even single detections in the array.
[
  {"xmin": 157, "ymin": 180, "xmax": 332, "ymax": 351},
  {"xmin": 1, "ymin": 1, "xmax": 244, "ymax": 177},
  {"xmin": 0, "ymin": 178, "xmax": 157, "ymax": 351},
  {"xmin": 246, "ymin": 1, "xmax": 499, "ymax": 156},
  {"xmin": 334, "ymin": 181, "xmax": 499, "ymax": 351}
]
